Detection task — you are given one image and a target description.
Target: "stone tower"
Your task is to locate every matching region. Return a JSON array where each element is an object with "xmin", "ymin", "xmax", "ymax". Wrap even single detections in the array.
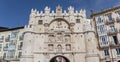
[{"xmin": 20, "ymin": 6, "xmax": 100, "ymax": 62}]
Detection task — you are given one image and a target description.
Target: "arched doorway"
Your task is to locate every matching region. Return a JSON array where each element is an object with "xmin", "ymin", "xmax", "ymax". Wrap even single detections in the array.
[
  {"xmin": 118, "ymin": 60, "xmax": 120, "ymax": 62},
  {"xmin": 50, "ymin": 55, "xmax": 70, "ymax": 62}
]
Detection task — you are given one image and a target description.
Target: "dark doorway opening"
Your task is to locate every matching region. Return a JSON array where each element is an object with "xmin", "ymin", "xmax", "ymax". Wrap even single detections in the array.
[
  {"xmin": 113, "ymin": 36, "xmax": 118, "ymax": 45},
  {"xmin": 50, "ymin": 55, "xmax": 70, "ymax": 62},
  {"xmin": 118, "ymin": 60, "xmax": 120, "ymax": 62}
]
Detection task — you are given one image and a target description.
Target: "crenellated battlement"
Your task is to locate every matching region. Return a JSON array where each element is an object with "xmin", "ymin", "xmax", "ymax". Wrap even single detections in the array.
[{"xmin": 30, "ymin": 6, "xmax": 86, "ymax": 18}]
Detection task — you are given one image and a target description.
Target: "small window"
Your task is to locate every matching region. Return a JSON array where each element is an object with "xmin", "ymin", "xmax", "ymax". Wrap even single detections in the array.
[
  {"xmin": 116, "ymin": 48, "xmax": 120, "ymax": 55},
  {"xmin": 108, "ymin": 14, "xmax": 112, "ymax": 21},
  {"xmin": 110, "ymin": 25, "xmax": 115, "ymax": 32},
  {"xmin": 19, "ymin": 33, "xmax": 24, "ymax": 40},
  {"xmin": 0, "ymin": 44, "xmax": 2, "ymax": 48},
  {"xmin": 76, "ymin": 19, "xmax": 80, "ymax": 23},
  {"xmin": 3, "ymin": 53, "xmax": 6, "ymax": 58},
  {"xmin": 98, "ymin": 17, "xmax": 103, "ymax": 23},
  {"xmin": 99, "ymin": 35, "xmax": 108, "ymax": 45},
  {"xmin": 38, "ymin": 20, "xmax": 43, "ymax": 25},
  {"xmin": 29, "ymin": 25, "xmax": 32, "ymax": 28},
  {"xmin": 118, "ymin": 12, "xmax": 120, "ymax": 17},
  {"xmin": 20, "ymin": 42, "xmax": 23, "ymax": 47},
  {"xmin": 18, "ymin": 52, "xmax": 22, "ymax": 58},
  {"xmin": 113, "ymin": 36, "xmax": 118, "ymax": 45},
  {"xmin": 11, "ymin": 31, "xmax": 18, "ymax": 38},
  {"xmin": 104, "ymin": 49, "xmax": 109, "ymax": 56},
  {"xmin": 0, "ymin": 36, "xmax": 4, "ymax": 40}
]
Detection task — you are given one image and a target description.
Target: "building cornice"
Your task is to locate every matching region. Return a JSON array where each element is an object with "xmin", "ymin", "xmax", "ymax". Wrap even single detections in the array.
[{"xmin": 90, "ymin": 5, "xmax": 120, "ymax": 17}]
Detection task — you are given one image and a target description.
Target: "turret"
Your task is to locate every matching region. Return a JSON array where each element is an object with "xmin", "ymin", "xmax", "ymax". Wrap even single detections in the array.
[
  {"xmin": 56, "ymin": 5, "xmax": 62, "ymax": 16},
  {"xmin": 30, "ymin": 9, "xmax": 37, "ymax": 18},
  {"xmin": 84, "ymin": 19, "xmax": 100, "ymax": 62},
  {"xmin": 44, "ymin": 6, "xmax": 50, "ymax": 15},
  {"xmin": 68, "ymin": 6, "xmax": 74, "ymax": 15}
]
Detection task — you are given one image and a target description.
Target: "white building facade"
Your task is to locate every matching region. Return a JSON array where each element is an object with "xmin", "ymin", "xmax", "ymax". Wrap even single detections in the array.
[
  {"xmin": 20, "ymin": 6, "xmax": 100, "ymax": 62},
  {"xmin": 91, "ymin": 6, "xmax": 120, "ymax": 62}
]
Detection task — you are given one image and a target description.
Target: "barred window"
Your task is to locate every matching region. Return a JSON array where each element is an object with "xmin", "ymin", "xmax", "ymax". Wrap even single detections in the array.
[
  {"xmin": 38, "ymin": 20, "xmax": 43, "ymax": 25},
  {"xmin": 104, "ymin": 49, "xmax": 109, "ymax": 56}
]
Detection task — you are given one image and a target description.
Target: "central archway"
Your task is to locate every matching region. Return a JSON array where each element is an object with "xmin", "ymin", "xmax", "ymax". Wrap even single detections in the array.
[
  {"xmin": 50, "ymin": 55, "xmax": 70, "ymax": 62},
  {"xmin": 118, "ymin": 60, "xmax": 120, "ymax": 62}
]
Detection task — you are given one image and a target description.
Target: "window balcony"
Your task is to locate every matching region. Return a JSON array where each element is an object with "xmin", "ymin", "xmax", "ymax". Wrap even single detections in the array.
[
  {"xmin": 100, "ymin": 42, "xmax": 109, "ymax": 48},
  {"xmin": 109, "ymin": 41, "xmax": 115, "ymax": 46},
  {"xmin": 0, "ymin": 38, "xmax": 4, "ymax": 40},
  {"xmin": 5, "ymin": 38, "xmax": 10, "ymax": 42},
  {"xmin": 109, "ymin": 40, "xmax": 120, "ymax": 49},
  {"xmin": 104, "ymin": 18, "xmax": 115, "ymax": 25},
  {"xmin": 0, "ymin": 41, "xmax": 3, "ymax": 43},
  {"xmin": 116, "ymin": 17, "xmax": 120, "ymax": 22},
  {"xmin": 107, "ymin": 29, "xmax": 118, "ymax": 35},
  {"xmin": 19, "ymin": 36, "xmax": 23, "ymax": 41},
  {"xmin": 3, "ymin": 47, "xmax": 8, "ymax": 51},
  {"xmin": 18, "ymin": 45, "xmax": 22, "ymax": 50},
  {"xmin": 104, "ymin": 56, "xmax": 111, "ymax": 61}
]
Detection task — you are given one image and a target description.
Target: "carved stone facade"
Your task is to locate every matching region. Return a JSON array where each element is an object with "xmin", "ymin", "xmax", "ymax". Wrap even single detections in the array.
[{"xmin": 20, "ymin": 6, "xmax": 99, "ymax": 62}]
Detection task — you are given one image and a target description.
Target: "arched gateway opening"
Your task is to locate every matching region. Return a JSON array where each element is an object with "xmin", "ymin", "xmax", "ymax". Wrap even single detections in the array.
[
  {"xmin": 50, "ymin": 55, "xmax": 70, "ymax": 62},
  {"xmin": 118, "ymin": 60, "xmax": 120, "ymax": 62}
]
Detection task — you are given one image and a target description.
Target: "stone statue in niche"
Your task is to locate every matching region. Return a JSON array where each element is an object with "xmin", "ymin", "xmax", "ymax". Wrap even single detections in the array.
[
  {"xmin": 56, "ymin": 35, "xmax": 63, "ymax": 42},
  {"xmin": 57, "ymin": 44, "xmax": 62, "ymax": 52},
  {"xmin": 48, "ymin": 35, "xmax": 55, "ymax": 42}
]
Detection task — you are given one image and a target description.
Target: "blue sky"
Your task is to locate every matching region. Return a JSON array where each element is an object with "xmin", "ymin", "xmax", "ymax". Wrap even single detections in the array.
[{"xmin": 0, "ymin": 0, "xmax": 120, "ymax": 28}]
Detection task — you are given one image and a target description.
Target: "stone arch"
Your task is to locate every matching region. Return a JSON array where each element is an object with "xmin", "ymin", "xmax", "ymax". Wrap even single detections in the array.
[
  {"xmin": 118, "ymin": 60, "xmax": 120, "ymax": 62},
  {"xmin": 49, "ymin": 18, "xmax": 70, "ymax": 29},
  {"xmin": 49, "ymin": 55, "xmax": 70, "ymax": 62}
]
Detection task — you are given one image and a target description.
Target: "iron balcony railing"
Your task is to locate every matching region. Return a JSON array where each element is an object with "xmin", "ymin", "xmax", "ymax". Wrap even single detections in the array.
[
  {"xmin": 116, "ymin": 17, "xmax": 120, "ymax": 22},
  {"xmin": 0, "ymin": 37, "xmax": 4, "ymax": 40},
  {"xmin": 18, "ymin": 45, "xmax": 22, "ymax": 50},
  {"xmin": 100, "ymin": 41, "xmax": 109, "ymax": 48},
  {"xmin": 109, "ymin": 41, "xmax": 119, "ymax": 47},
  {"xmin": 5, "ymin": 37, "xmax": 10, "ymax": 42},
  {"xmin": 105, "ymin": 18, "xmax": 115, "ymax": 25},
  {"xmin": 107, "ymin": 29, "xmax": 118, "ymax": 35},
  {"xmin": 3, "ymin": 47, "xmax": 8, "ymax": 51}
]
